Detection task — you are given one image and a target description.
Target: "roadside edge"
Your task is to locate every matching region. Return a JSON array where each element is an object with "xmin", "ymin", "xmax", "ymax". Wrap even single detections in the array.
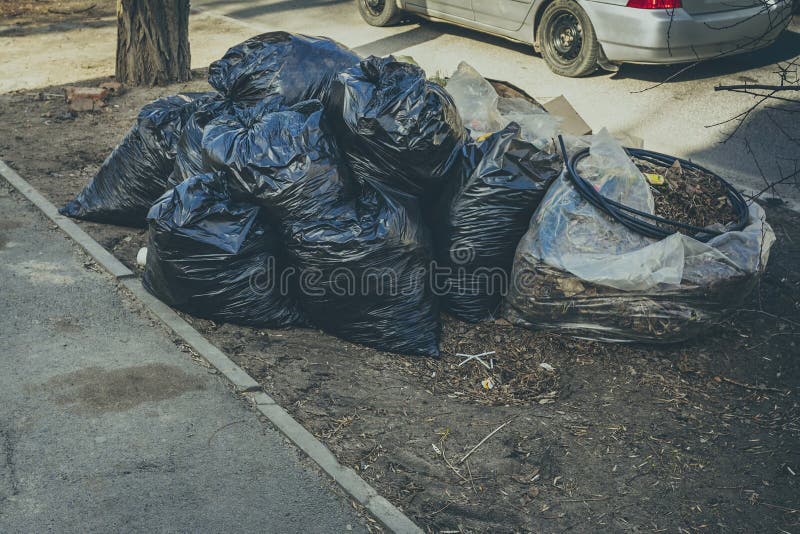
[{"xmin": 0, "ymin": 160, "xmax": 424, "ymax": 534}]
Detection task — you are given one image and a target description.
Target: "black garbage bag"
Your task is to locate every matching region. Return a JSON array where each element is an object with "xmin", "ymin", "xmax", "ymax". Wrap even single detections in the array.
[
  {"xmin": 168, "ymin": 96, "xmax": 229, "ymax": 188},
  {"xmin": 329, "ymin": 55, "xmax": 467, "ymax": 197},
  {"xmin": 208, "ymin": 31, "xmax": 360, "ymax": 107},
  {"xmin": 143, "ymin": 172, "xmax": 303, "ymax": 327},
  {"xmin": 434, "ymin": 123, "xmax": 562, "ymax": 323},
  {"xmin": 282, "ymin": 182, "xmax": 439, "ymax": 356},
  {"xmin": 60, "ymin": 92, "xmax": 215, "ymax": 226},
  {"xmin": 203, "ymin": 99, "xmax": 351, "ymax": 221}
]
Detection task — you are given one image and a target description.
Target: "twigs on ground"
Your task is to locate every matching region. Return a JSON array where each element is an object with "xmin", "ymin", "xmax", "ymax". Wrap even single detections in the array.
[
  {"xmin": 458, "ymin": 419, "xmax": 513, "ymax": 465},
  {"xmin": 719, "ymin": 376, "xmax": 788, "ymax": 394}
]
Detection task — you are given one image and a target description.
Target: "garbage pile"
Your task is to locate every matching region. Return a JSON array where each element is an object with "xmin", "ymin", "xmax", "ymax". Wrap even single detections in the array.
[{"xmin": 61, "ymin": 31, "xmax": 774, "ymax": 354}]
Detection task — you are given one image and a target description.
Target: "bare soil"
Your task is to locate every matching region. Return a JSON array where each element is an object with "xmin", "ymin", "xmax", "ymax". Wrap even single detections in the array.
[
  {"xmin": 2, "ymin": 76, "xmax": 799, "ymax": 533},
  {"xmin": 0, "ymin": 0, "xmax": 114, "ymax": 30}
]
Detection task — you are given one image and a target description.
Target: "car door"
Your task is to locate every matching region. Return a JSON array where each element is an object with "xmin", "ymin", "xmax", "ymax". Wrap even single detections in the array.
[
  {"xmin": 405, "ymin": 0, "xmax": 474, "ymax": 21},
  {"xmin": 473, "ymin": 0, "xmax": 533, "ymax": 31}
]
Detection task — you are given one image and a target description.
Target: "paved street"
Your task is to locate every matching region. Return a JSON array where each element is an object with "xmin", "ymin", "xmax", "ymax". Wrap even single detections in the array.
[
  {"xmin": 194, "ymin": 0, "xmax": 800, "ymax": 208},
  {"xmin": 0, "ymin": 187, "xmax": 365, "ymax": 533}
]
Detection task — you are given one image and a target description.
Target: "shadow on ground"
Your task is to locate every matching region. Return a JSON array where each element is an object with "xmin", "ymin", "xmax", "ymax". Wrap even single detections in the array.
[{"xmin": 687, "ymin": 97, "xmax": 800, "ymax": 203}]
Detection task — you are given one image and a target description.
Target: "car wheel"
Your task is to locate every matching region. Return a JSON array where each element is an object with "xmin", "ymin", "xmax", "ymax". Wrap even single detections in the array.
[
  {"xmin": 539, "ymin": 0, "xmax": 599, "ymax": 78},
  {"xmin": 357, "ymin": 0, "xmax": 402, "ymax": 26}
]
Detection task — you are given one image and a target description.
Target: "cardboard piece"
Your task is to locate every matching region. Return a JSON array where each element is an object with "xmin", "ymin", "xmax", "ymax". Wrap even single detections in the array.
[{"xmin": 543, "ymin": 95, "xmax": 592, "ymax": 136}]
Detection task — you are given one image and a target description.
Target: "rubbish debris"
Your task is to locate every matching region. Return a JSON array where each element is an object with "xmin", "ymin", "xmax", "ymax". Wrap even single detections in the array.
[
  {"xmin": 143, "ymin": 173, "xmax": 304, "ymax": 327},
  {"xmin": 282, "ymin": 181, "xmax": 440, "ymax": 356},
  {"xmin": 434, "ymin": 123, "xmax": 562, "ymax": 322},
  {"xmin": 457, "ymin": 351, "xmax": 495, "ymax": 370},
  {"xmin": 202, "ymin": 99, "xmax": 350, "ymax": 222},
  {"xmin": 168, "ymin": 96, "xmax": 228, "ymax": 187},
  {"xmin": 64, "ymin": 86, "xmax": 110, "ymax": 112},
  {"xmin": 542, "ymin": 95, "xmax": 592, "ymax": 136},
  {"xmin": 444, "ymin": 61, "xmax": 504, "ymax": 139},
  {"xmin": 136, "ymin": 247, "xmax": 147, "ymax": 268},
  {"xmin": 60, "ymin": 92, "xmax": 215, "ymax": 226},
  {"xmin": 98, "ymin": 81, "xmax": 125, "ymax": 97},
  {"xmin": 63, "ymin": 31, "xmax": 776, "ymax": 356},
  {"xmin": 505, "ymin": 131, "xmax": 775, "ymax": 342},
  {"xmin": 329, "ymin": 55, "xmax": 467, "ymax": 197},
  {"xmin": 208, "ymin": 31, "xmax": 360, "ymax": 107},
  {"xmin": 445, "ymin": 62, "xmax": 563, "ymax": 150}
]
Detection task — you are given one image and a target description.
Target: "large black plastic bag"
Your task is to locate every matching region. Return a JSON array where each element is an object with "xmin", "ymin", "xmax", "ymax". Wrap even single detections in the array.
[
  {"xmin": 329, "ymin": 55, "xmax": 467, "ymax": 197},
  {"xmin": 60, "ymin": 92, "xmax": 215, "ymax": 226},
  {"xmin": 202, "ymin": 99, "xmax": 351, "ymax": 221},
  {"xmin": 208, "ymin": 31, "xmax": 360, "ymax": 107},
  {"xmin": 283, "ymin": 182, "xmax": 440, "ymax": 356},
  {"xmin": 143, "ymin": 173, "xmax": 303, "ymax": 327},
  {"xmin": 168, "ymin": 96, "xmax": 229, "ymax": 187},
  {"xmin": 434, "ymin": 123, "xmax": 562, "ymax": 323}
]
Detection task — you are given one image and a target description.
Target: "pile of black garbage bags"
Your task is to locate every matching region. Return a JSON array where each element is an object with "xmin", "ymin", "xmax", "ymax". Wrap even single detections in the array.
[
  {"xmin": 60, "ymin": 32, "xmax": 562, "ymax": 357},
  {"xmin": 62, "ymin": 31, "xmax": 772, "ymax": 353}
]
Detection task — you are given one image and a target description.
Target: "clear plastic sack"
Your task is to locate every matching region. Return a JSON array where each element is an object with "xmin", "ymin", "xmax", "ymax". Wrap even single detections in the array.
[
  {"xmin": 445, "ymin": 62, "xmax": 562, "ymax": 150},
  {"xmin": 505, "ymin": 131, "xmax": 775, "ymax": 343}
]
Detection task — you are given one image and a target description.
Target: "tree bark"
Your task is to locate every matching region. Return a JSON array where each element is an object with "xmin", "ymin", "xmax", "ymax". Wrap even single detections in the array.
[{"xmin": 116, "ymin": 0, "xmax": 191, "ymax": 86}]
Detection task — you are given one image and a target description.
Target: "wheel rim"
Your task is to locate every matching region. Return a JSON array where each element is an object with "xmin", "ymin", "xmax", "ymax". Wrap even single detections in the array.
[
  {"xmin": 363, "ymin": 0, "xmax": 387, "ymax": 16},
  {"xmin": 548, "ymin": 11, "xmax": 583, "ymax": 63}
]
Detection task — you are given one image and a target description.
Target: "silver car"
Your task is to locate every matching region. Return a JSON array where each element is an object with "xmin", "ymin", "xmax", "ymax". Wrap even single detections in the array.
[{"xmin": 356, "ymin": 0, "xmax": 793, "ymax": 77}]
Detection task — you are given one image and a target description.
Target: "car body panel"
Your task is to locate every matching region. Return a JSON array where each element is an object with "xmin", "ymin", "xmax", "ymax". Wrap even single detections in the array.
[
  {"xmin": 583, "ymin": 0, "xmax": 792, "ymax": 63},
  {"xmin": 473, "ymin": 0, "xmax": 536, "ymax": 31},
  {"xmin": 401, "ymin": 0, "xmax": 540, "ymax": 43},
  {"xmin": 396, "ymin": 0, "xmax": 791, "ymax": 65},
  {"xmin": 681, "ymin": 0, "xmax": 765, "ymax": 16},
  {"xmin": 405, "ymin": 0, "xmax": 475, "ymax": 20}
]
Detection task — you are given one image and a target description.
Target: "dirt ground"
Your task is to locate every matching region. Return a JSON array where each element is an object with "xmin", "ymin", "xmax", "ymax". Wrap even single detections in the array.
[{"xmin": 2, "ymin": 71, "xmax": 799, "ymax": 533}]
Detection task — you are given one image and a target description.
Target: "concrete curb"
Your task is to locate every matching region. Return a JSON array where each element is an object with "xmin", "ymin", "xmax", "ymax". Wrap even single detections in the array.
[{"xmin": 0, "ymin": 161, "xmax": 423, "ymax": 534}]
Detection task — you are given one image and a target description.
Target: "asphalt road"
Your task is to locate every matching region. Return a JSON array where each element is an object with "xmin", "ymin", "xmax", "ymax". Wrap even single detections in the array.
[
  {"xmin": 0, "ymin": 186, "xmax": 366, "ymax": 533},
  {"xmin": 194, "ymin": 0, "xmax": 800, "ymax": 209}
]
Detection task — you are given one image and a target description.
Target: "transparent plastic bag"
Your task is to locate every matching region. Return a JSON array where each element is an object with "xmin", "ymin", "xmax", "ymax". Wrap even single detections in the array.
[
  {"xmin": 444, "ymin": 61, "xmax": 505, "ymax": 139},
  {"xmin": 505, "ymin": 131, "xmax": 775, "ymax": 343},
  {"xmin": 445, "ymin": 62, "xmax": 562, "ymax": 150},
  {"xmin": 497, "ymin": 97, "xmax": 562, "ymax": 151}
]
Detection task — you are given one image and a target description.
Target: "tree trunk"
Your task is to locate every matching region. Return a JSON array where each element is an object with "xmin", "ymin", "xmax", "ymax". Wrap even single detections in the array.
[{"xmin": 116, "ymin": 0, "xmax": 191, "ymax": 86}]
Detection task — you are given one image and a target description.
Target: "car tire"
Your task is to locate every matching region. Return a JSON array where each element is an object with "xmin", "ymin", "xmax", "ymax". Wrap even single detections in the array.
[
  {"xmin": 357, "ymin": 0, "xmax": 402, "ymax": 26},
  {"xmin": 539, "ymin": 0, "xmax": 599, "ymax": 78}
]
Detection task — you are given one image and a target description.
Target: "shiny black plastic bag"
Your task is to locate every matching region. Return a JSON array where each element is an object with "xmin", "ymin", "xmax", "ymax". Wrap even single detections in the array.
[
  {"xmin": 283, "ymin": 182, "xmax": 439, "ymax": 356},
  {"xmin": 434, "ymin": 123, "xmax": 562, "ymax": 323},
  {"xmin": 329, "ymin": 55, "xmax": 467, "ymax": 196},
  {"xmin": 208, "ymin": 31, "xmax": 360, "ymax": 107},
  {"xmin": 143, "ymin": 173, "xmax": 303, "ymax": 327},
  {"xmin": 168, "ymin": 96, "xmax": 229, "ymax": 188},
  {"xmin": 203, "ymin": 99, "xmax": 351, "ymax": 221},
  {"xmin": 60, "ymin": 92, "xmax": 215, "ymax": 226}
]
